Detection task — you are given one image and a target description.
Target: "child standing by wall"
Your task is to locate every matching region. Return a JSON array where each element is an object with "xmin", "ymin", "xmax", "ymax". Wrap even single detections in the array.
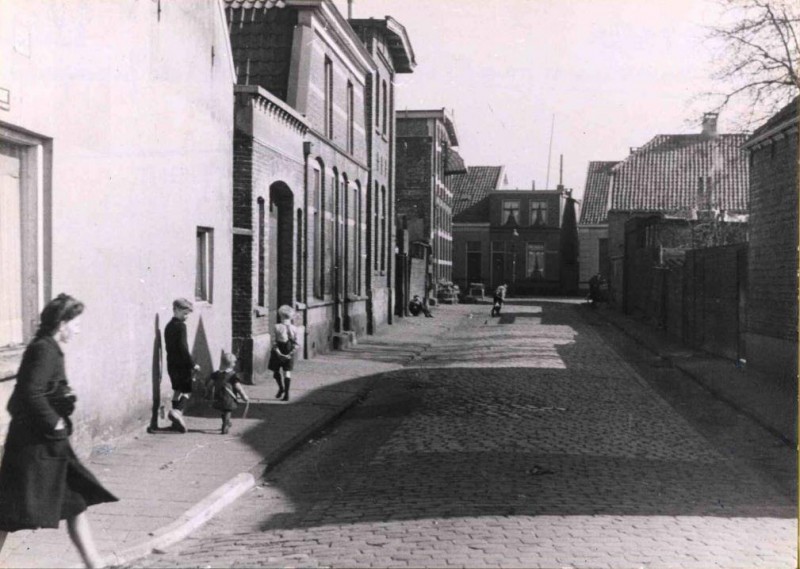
[
  {"xmin": 164, "ymin": 298, "xmax": 200, "ymax": 433},
  {"xmin": 267, "ymin": 305, "xmax": 298, "ymax": 402},
  {"xmin": 211, "ymin": 352, "xmax": 249, "ymax": 434}
]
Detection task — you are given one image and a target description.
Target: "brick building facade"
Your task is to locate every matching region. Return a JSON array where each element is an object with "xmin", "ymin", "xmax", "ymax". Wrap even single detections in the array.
[
  {"xmin": 396, "ymin": 110, "xmax": 466, "ymax": 300},
  {"xmin": 0, "ymin": 0, "xmax": 235, "ymax": 449},
  {"xmin": 350, "ymin": 17, "xmax": 416, "ymax": 332},
  {"xmin": 742, "ymin": 98, "xmax": 798, "ymax": 382},
  {"xmin": 226, "ymin": 0, "xmax": 377, "ymax": 379},
  {"xmin": 451, "ymin": 165, "xmax": 573, "ymax": 295}
]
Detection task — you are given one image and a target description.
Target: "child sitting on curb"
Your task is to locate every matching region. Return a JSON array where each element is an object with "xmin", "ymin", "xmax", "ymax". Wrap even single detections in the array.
[{"xmin": 210, "ymin": 352, "xmax": 249, "ymax": 434}]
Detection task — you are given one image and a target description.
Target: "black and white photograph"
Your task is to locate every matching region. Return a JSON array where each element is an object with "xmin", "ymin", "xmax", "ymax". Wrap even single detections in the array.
[{"xmin": 0, "ymin": 0, "xmax": 798, "ymax": 567}]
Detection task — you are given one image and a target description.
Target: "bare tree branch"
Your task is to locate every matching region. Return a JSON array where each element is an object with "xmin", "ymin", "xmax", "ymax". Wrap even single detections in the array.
[{"xmin": 704, "ymin": 0, "xmax": 799, "ymax": 127}]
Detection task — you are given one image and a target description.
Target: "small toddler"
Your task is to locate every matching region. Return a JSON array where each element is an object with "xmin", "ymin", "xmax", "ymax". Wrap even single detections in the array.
[{"xmin": 210, "ymin": 352, "xmax": 249, "ymax": 434}]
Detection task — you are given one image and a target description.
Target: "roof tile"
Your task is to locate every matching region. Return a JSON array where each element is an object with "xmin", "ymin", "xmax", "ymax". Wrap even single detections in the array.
[
  {"xmin": 451, "ymin": 166, "xmax": 504, "ymax": 222},
  {"xmin": 610, "ymin": 134, "xmax": 749, "ymax": 213},
  {"xmin": 579, "ymin": 161, "xmax": 618, "ymax": 225}
]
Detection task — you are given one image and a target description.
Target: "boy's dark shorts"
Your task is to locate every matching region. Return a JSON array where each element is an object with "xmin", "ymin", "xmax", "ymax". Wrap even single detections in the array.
[{"xmin": 168, "ymin": 368, "xmax": 193, "ymax": 393}]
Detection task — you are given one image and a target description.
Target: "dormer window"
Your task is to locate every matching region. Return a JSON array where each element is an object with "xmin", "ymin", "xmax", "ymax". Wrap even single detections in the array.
[
  {"xmin": 530, "ymin": 201, "xmax": 548, "ymax": 226},
  {"xmin": 502, "ymin": 200, "xmax": 520, "ymax": 225}
]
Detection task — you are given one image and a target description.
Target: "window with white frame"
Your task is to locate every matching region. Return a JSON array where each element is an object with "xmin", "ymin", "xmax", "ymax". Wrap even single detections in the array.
[
  {"xmin": 196, "ymin": 227, "xmax": 214, "ymax": 302},
  {"xmin": 0, "ymin": 131, "xmax": 49, "ymax": 350},
  {"xmin": 502, "ymin": 200, "xmax": 520, "ymax": 225},
  {"xmin": 526, "ymin": 242, "xmax": 545, "ymax": 279},
  {"xmin": 530, "ymin": 200, "xmax": 548, "ymax": 225}
]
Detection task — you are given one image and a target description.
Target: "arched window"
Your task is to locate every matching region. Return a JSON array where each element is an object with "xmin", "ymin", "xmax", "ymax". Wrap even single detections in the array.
[
  {"xmin": 380, "ymin": 185, "xmax": 387, "ymax": 272},
  {"xmin": 257, "ymin": 197, "xmax": 266, "ymax": 307},
  {"xmin": 381, "ymin": 79, "xmax": 388, "ymax": 135},
  {"xmin": 296, "ymin": 208, "xmax": 303, "ymax": 301},
  {"xmin": 313, "ymin": 159, "xmax": 324, "ymax": 299}
]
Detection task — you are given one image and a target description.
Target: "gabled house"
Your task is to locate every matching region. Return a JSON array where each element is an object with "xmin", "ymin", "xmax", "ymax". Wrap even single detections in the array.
[
  {"xmin": 451, "ymin": 166, "xmax": 506, "ymax": 290},
  {"xmin": 577, "ymin": 161, "xmax": 619, "ymax": 289},
  {"xmin": 606, "ymin": 113, "xmax": 749, "ymax": 308},
  {"xmin": 742, "ymin": 97, "xmax": 798, "ymax": 384},
  {"xmin": 451, "ymin": 166, "xmax": 575, "ymax": 295}
]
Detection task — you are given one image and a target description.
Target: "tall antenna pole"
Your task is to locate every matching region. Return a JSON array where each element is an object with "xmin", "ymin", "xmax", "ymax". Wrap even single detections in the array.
[
  {"xmin": 559, "ymin": 154, "xmax": 563, "ymax": 187},
  {"xmin": 545, "ymin": 114, "xmax": 555, "ymax": 189}
]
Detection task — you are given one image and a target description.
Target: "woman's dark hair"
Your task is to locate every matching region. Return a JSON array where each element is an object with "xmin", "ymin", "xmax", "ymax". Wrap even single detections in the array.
[{"xmin": 36, "ymin": 293, "xmax": 85, "ymax": 337}]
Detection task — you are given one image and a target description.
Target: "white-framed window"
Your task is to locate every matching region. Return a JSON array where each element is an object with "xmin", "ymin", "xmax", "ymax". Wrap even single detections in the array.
[
  {"xmin": 526, "ymin": 242, "xmax": 545, "ymax": 279},
  {"xmin": 502, "ymin": 200, "xmax": 520, "ymax": 225},
  {"xmin": 324, "ymin": 57, "xmax": 334, "ymax": 139},
  {"xmin": 0, "ymin": 128, "xmax": 49, "ymax": 350},
  {"xmin": 196, "ymin": 227, "xmax": 214, "ymax": 302},
  {"xmin": 346, "ymin": 81, "xmax": 354, "ymax": 154},
  {"xmin": 530, "ymin": 200, "xmax": 548, "ymax": 225}
]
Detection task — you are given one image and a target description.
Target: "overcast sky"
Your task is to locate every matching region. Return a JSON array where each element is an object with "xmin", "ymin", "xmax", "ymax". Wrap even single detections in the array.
[{"xmin": 336, "ymin": 0, "xmax": 738, "ymax": 200}]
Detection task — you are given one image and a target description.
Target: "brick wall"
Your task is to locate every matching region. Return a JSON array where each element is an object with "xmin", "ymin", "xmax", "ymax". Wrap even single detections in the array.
[
  {"xmin": 396, "ymin": 136, "xmax": 432, "ymax": 241},
  {"xmin": 747, "ymin": 132, "xmax": 798, "ymax": 341}
]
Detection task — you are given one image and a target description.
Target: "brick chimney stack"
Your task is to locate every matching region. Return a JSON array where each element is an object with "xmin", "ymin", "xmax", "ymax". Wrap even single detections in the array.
[{"xmin": 702, "ymin": 112, "xmax": 719, "ymax": 136}]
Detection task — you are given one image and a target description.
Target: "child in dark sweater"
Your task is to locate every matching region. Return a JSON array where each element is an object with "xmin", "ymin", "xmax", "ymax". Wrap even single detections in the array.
[{"xmin": 210, "ymin": 352, "xmax": 249, "ymax": 434}]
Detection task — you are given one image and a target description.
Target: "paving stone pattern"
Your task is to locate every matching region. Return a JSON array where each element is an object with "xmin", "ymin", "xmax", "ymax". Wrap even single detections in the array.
[{"xmin": 131, "ymin": 301, "xmax": 796, "ymax": 569}]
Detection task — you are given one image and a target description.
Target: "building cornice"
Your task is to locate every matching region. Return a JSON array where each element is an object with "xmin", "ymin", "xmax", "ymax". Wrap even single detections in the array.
[
  {"xmin": 235, "ymin": 85, "xmax": 309, "ymax": 135},
  {"xmin": 743, "ymin": 116, "xmax": 799, "ymax": 150}
]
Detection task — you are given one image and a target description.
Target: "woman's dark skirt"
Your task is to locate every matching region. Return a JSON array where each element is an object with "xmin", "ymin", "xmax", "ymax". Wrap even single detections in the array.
[{"xmin": 0, "ymin": 433, "xmax": 118, "ymax": 532}]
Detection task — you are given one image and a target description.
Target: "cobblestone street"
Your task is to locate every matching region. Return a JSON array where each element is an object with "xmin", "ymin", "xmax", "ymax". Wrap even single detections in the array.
[{"xmin": 130, "ymin": 301, "xmax": 797, "ymax": 569}]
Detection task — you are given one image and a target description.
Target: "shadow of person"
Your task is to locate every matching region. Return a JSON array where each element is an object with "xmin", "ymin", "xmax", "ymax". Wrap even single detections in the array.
[{"xmin": 148, "ymin": 313, "xmax": 163, "ymax": 433}]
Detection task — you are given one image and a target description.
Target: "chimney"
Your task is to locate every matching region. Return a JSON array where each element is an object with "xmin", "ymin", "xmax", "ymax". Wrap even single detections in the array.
[
  {"xmin": 347, "ymin": 0, "xmax": 353, "ymax": 18},
  {"xmin": 702, "ymin": 112, "xmax": 718, "ymax": 136},
  {"xmin": 531, "ymin": 180, "xmax": 536, "ymax": 190}
]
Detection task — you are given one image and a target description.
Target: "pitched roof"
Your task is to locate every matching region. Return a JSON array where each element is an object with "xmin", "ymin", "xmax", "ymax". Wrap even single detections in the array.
[
  {"xmin": 610, "ymin": 133, "xmax": 749, "ymax": 212},
  {"xmin": 579, "ymin": 161, "xmax": 618, "ymax": 225},
  {"xmin": 445, "ymin": 148, "xmax": 467, "ymax": 176},
  {"xmin": 745, "ymin": 96, "xmax": 799, "ymax": 147},
  {"xmin": 451, "ymin": 166, "xmax": 504, "ymax": 222}
]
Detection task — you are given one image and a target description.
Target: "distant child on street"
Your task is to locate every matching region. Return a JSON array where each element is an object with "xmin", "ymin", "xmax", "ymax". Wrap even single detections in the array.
[
  {"xmin": 164, "ymin": 298, "xmax": 200, "ymax": 433},
  {"xmin": 210, "ymin": 352, "xmax": 249, "ymax": 434},
  {"xmin": 491, "ymin": 284, "xmax": 507, "ymax": 317},
  {"xmin": 268, "ymin": 305, "xmax": 298, "ymax": 402}
]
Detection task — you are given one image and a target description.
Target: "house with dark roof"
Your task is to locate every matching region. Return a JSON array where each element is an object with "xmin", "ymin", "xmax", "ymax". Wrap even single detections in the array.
[
  {"xmin": 451, "ymin": 167, "xmax": 577, "ymax": 295},
  {"xmin": 577, "ymin": 161, "xmax": 618, "ymax": 289},
  {"xmin": 605, "ymin": 113, "xmax": 750, "ymax": 308},
  {"xmin": 451, "ymin": 166, "xmax": 505, "ymax": 290},
  {"xmin": 741, "ymin": 97, "xmax": 798, "ymax": 387}
]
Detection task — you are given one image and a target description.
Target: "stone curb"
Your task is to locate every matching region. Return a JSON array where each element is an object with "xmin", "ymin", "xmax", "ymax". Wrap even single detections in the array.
[{"xmin": 96, "ymin": 382, "xmax": 375, "ymax": 568}]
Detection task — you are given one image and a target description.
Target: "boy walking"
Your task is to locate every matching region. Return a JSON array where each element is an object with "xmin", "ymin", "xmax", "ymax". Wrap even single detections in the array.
[{"xmin": 164, "ymin": 298, "xmax": 200, "ymax": 433}]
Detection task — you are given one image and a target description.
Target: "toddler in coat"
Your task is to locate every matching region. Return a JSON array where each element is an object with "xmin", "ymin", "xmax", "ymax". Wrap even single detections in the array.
[{"xmin": 210, "ymin": 352, "xmax": 249, "ymax": 434}]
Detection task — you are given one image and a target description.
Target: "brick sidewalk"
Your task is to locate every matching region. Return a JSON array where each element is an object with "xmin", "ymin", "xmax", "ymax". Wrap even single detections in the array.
[
  {"xmin": 591, "ymin": 303, "xmax": 797, "ymax": 444},
  {"xmin": 0, "ymin": 306, "xmax": 468, "ymax": 569}
]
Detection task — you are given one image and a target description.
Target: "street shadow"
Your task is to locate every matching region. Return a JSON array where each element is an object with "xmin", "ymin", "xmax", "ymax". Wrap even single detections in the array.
[{"xmin": 193, "ymin": 301, "xmax": 797, "ymax": 533}]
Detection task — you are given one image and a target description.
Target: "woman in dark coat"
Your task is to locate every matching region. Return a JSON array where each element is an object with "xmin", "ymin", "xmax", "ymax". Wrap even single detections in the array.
[{"xmin": 0, "ymin": 294, "xmax": 118, "ymax": 568}]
